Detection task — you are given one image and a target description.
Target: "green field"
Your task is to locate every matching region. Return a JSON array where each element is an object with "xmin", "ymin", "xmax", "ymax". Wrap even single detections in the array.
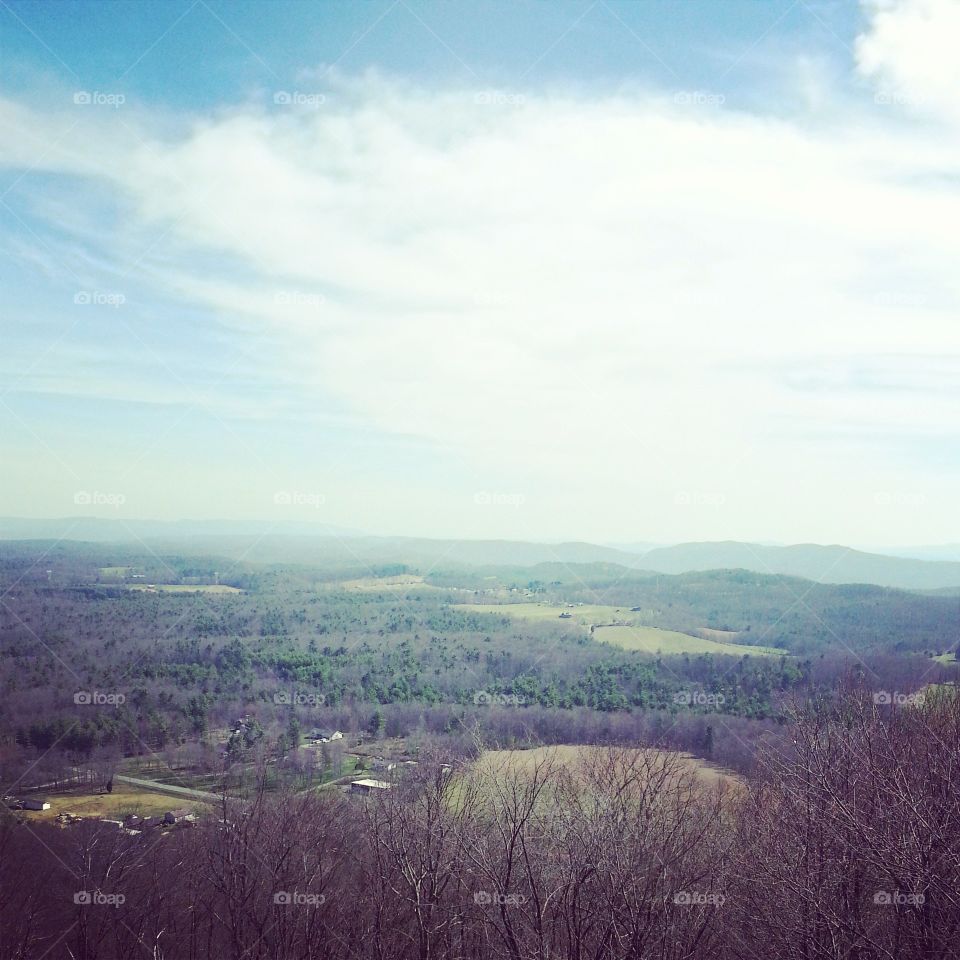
[
  {"xmin": 459, "ymin": 602, "xmax": 784, "ymax": 657},
  {"xmin": 476, "ymin": 745, "xmax": 738, "ymax": 789},
  {"xmin": 127, "ymin": 583, "xmax": 242, "ymax": 594},
  {"xmin": 593, "ymin": 625, "xmax": 785, "ymax": 657},
  {"xmin": 17, "ymin": 786, "xmax": 203, "ymax": 822},
  {"xmin": 338, "ymin": 574, "xmax": 439, "ymax": 592},
  {"xmin": 459, "ymin": 602, "xmax": 655, "ymax": 625}
]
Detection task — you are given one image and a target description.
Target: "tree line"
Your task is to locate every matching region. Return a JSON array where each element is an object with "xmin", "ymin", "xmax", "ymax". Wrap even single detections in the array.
[{"xmin": 1, "ymin": 688, "xmax": 958, "ymax": 959}]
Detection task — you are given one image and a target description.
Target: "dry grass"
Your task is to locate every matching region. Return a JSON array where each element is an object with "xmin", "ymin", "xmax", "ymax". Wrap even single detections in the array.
[
  {"xmin": 593, "ymin": 625, "xmax": 784, "ymax": 657},
  {"xmin": 128, "ymin": 584, "xmax": 242, "ymax": 594},
  {"xmin": 694, "ymin": 626, "xmax": 741, "ymax": 642},
  {"xmin": 338, "ymin": 575, "xmax": 437, "ymax": 592},
  {"xmin": 459, "ymin": 602, "xmax": 784, "ymax": 657},
  {"xmin": 475, "ymin": 744, "xmax": 738, "ymax": 790},
  {"xmin": 16, "ymin": 787, "xmax": 203, "ymax": 822}
]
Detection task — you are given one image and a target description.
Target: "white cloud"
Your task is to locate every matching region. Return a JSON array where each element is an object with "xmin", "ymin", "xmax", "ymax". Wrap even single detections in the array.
[
  {"xmin": 2, "ymin": 3, "xmax": 960, "ymax": 541},
  {"xmin": 856, "ymin": 0, "xmax": 960, "ymax": 117}
]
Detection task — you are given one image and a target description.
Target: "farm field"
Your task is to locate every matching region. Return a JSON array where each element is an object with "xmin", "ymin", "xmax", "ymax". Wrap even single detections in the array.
[
  {"xmin": 594, "ymin": 624, "xmax": 786, "ymax": 657},
  {"xmin": 338, "ymin": 574, "xmax": 438, "ymax": 592},
  {"xmin": 459, "ymin": 602, "xmax": 783, "ymax": 656},
  {"xmin": 127, "ymin": 583, "xmax": 242, "ymax": 593},
  {"xmin": 695, "ymin": 626, "xmax": 742, "ymax": 642},
  {"xmin": 472, "ymin": 744, "xmax": 740, "ymax": 791},
  {"xmin": 16, "ymin": 786, "xmax": 203, "ymax": 822},
  {"xmin": 458, "ymin": 601, "xmax": 655, "ymax": 624}
]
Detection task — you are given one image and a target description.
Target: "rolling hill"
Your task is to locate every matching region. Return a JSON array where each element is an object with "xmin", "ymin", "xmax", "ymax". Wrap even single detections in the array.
[{"xmin": 635, "ymin": 541, "xmax": 960, "ymax": 591}]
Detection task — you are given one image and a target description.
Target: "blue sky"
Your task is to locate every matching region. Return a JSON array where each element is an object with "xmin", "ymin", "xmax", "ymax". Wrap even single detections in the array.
[
  {"xmin": 1, "ymin": 0, "xmax": 958, "ymax": 545},
  {"xmin": 2, "ymin": 1, "xmax": 860, "ymax": 103}
]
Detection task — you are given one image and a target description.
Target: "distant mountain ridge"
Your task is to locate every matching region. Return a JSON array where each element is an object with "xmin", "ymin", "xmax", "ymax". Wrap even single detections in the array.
[
  {"xmin": 636, "ymin": 541, "xmax": 960, "ymax": 591},
  {"xmin": 0, "ymin": 516, "xmax": 362, "ymax": 541},
  {"xmin": 2, "ymin": 520, "xmax": 960, "ymax": 590}
]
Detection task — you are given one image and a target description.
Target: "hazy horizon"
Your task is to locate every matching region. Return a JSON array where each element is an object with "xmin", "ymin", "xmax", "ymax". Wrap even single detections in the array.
[{"xmin": 4, "ymin": 513, "xmax": 960, "ymax": 559}]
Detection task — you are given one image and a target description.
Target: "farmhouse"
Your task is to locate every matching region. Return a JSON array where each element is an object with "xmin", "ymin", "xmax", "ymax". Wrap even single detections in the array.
[
  {"xmin": 350, "ymin": 778, "xmax": 391, "ymax": 794},
  {"xmin": 311, "ymin": 729, "xmax": 344, "ymax": 743}
]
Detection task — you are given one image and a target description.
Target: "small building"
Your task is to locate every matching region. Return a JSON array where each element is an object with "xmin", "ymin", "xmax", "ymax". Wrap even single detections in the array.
[
  {"xmin": 21, "ymin": 799, "xmax": 51, "ymax": 811},
  {"xmin": 350, "ymin": 778, "xmax": 391, "ymax": 794},
  {"xmin": 312, "ymin": 729, "xmax": 344, "ymax": 743}
]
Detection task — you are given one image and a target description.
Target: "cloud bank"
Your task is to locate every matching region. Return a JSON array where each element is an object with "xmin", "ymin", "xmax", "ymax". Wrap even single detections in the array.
[{"xmin": 2, "ymin": 0, "xmax": 959, "ymax": 542}]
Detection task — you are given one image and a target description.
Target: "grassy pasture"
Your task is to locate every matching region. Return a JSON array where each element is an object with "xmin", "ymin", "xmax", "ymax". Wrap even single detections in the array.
[
  {"xmin": 460, "ymin": 601, "xmax": 640, "ymax": 625},
  {"xmin": 338, "ymin": 574, "xmax": 437, "ymax": 592},
  {"xmin": 127, "ymin": 584, "xmax": 242, "ymax": 594},
  {"xmin": 475, "ymin": 744, "xmax": 736, "ymax": 789},
  {"xmin": 448, "ymin": 746, "xmax": 743, "ymax": 816},
  {"xmin": 594, "ymin": 625, "xmax": 785, "ymax": 657},
  {"xmin": 15, "ymin": 786, "xmax": 203, "ymax": 822},
  {"xmin": 460, "ymin": 602, "xmax": 785, "ymax": 656},
  {"xmin": 694, "ymin": 626, "xmax": 741, "ymax": 641}
]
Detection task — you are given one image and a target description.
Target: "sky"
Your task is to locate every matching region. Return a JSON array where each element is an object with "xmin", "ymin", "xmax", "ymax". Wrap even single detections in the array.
[{"xmin": 0, "ymin": 0, "xmax": 958, "ymax": 546}]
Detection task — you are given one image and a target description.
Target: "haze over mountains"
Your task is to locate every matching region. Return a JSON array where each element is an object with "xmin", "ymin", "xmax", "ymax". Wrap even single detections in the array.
[
  {"xmin": 632, "ymin": 541, "xmax": 960, "ymax": 592},
  {"xmin": 4, "ymin": 518, "xmax": 960, "ymax": 591}
]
